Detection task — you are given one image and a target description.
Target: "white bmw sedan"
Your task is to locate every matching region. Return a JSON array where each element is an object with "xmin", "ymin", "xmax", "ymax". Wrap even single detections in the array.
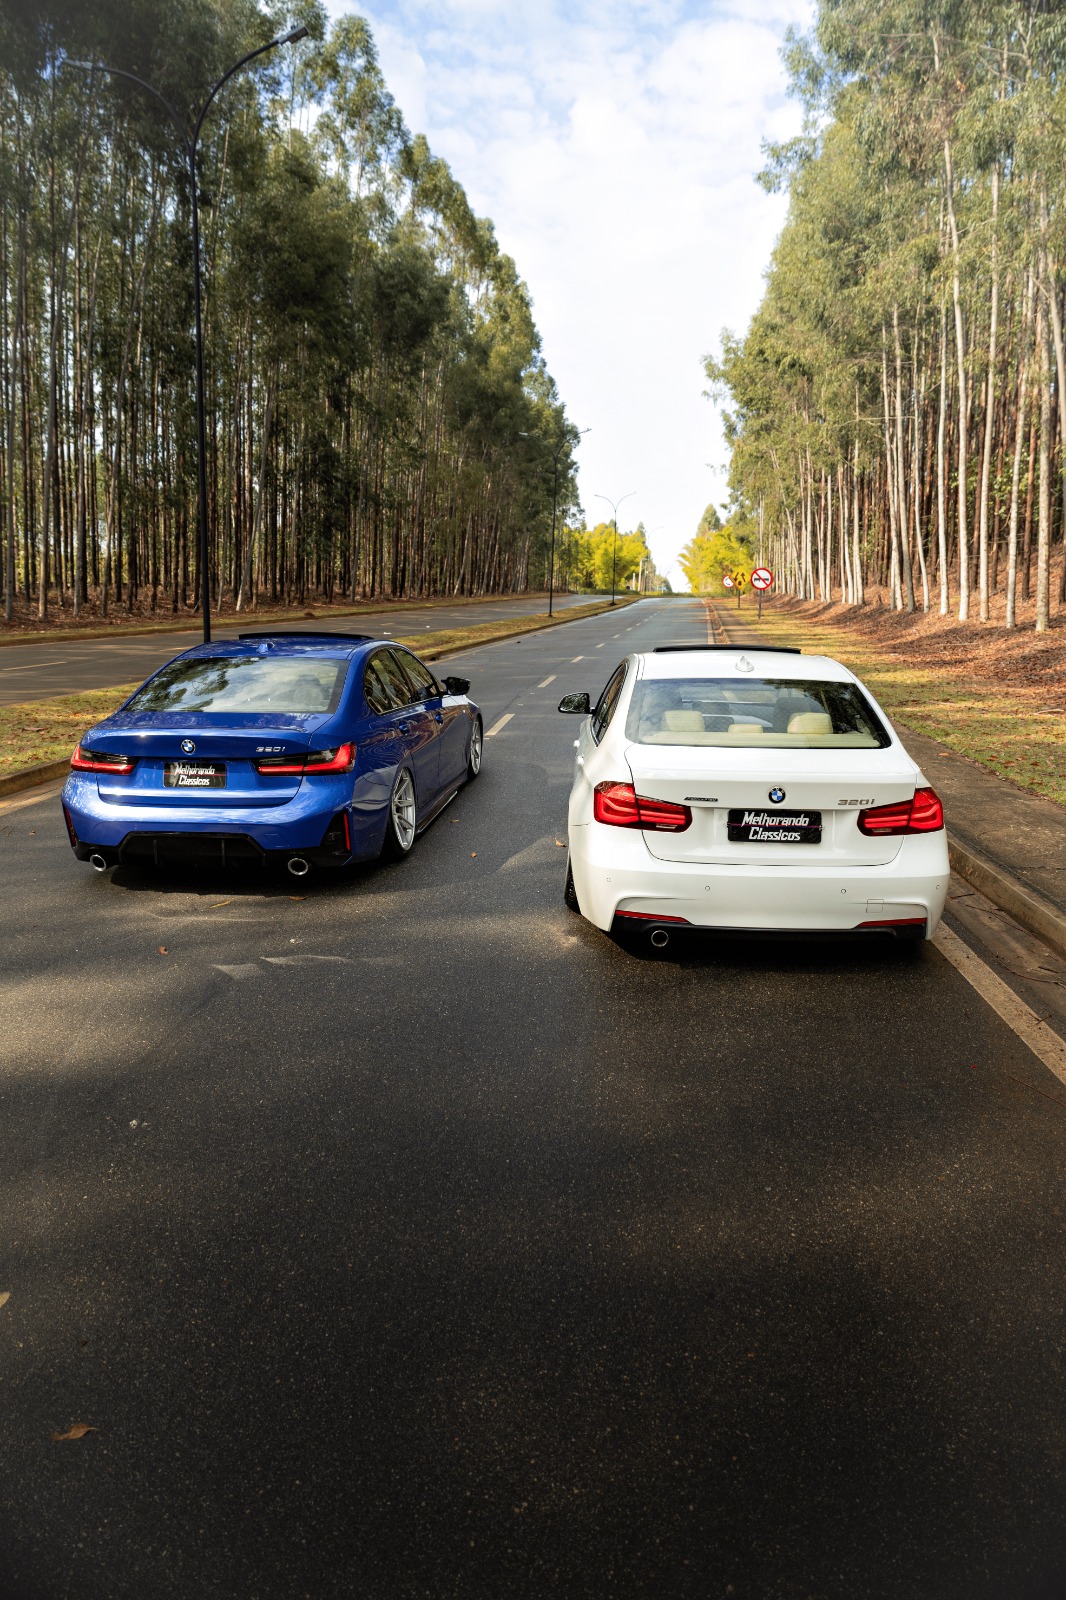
[{"xmin": 559, "ymin": 645, "xmax": 948, "ymax": 947}]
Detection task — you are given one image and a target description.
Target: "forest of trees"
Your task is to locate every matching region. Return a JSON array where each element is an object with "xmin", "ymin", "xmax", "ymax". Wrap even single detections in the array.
[
  {"xmin": 710, "ymin": 0, "xmax": 1066, "ymax": 629},
  {"xmin": 0, "ymin": 0, "xmax": 582, "ymax": 623}
]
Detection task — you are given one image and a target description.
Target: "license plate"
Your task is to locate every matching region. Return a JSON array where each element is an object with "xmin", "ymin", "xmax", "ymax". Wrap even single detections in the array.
[
  {"xmin": 727, "ymin": 808, "xmax": 821, "ymax": 844},
  {"xmin": 163, "ymin": 761, "xmax": 227, "ymax": 789}
]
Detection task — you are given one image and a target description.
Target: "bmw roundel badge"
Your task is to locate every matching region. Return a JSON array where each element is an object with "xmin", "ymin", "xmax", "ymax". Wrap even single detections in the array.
[
  {"xmin": 768, "ymin": 787, "xmax": 786, "ymax": 804},
  {"xmin": 181, "ymin": 739, "xmax": 196, "ymax": 754}
]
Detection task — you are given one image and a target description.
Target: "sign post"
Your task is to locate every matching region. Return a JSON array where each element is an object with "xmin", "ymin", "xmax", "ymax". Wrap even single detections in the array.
[
  {"xmin": 751, "ymin": 565, "xmax": 773, "ymax": 620},
  {"xmin": 732, "ymin": 568, "xmax": 750, "ymax": 609}
]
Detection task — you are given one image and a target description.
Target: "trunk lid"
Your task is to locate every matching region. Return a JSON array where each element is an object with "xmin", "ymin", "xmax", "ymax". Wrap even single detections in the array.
[
  {"xmin": 87, "ymin": 715, "xmax": 334, "ymax": 808},
  {"xmin": 624, "ymin": 743, "xmax": 917, "ymax": 866}
]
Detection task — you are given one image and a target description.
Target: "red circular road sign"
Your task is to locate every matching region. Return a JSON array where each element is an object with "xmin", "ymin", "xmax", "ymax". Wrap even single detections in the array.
[
  {"xmin": 751, "ymin": 567, "xmax": 773, "ymax": 591},
  {"xmin": 721, "ymin": 574, "xmax": 735, "ymax": 588}
]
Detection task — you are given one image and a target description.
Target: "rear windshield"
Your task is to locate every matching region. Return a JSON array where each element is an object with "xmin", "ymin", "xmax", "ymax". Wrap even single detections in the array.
[
  {"xmin": 625, "ymin": 677, "xmax": 890, "ymax": 748},
  {"xmin": 126, "ymin": 655, "xmax": 348, "ymax": 716}
]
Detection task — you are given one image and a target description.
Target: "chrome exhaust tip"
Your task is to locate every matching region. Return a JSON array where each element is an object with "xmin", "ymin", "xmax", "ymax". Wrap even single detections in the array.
[
  {"xmin": 88, "ymin": 853, "xmax": 108, "ymax": 873},
  {"xmin": 287, "ymin": 856, "xmax": 310, "ymax": 878},
  {"xmin": 649, "ymin": 928, "xmax": 670, "ymax": 949}
]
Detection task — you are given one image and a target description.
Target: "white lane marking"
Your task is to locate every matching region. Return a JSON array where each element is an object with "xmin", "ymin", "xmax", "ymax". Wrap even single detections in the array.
[
  {"xmin": 934, "ymin": 923, "xmax": 1066, "ymax": 1089},
  {"xmin": 612, "ymin": 633, "xmax": 620, "ymax": 638},
  {"xmin": 571, "ymin": 655, "xmax": 584, "ymax": 662},
  {"xmin": 4, "ymin": 659, "xmax": 66, "ymax": 671},
  {"xmin": 486, "ymin": 712, "xmax": 513, "ymax": 737},
  {"xmin": 538, "ymin": 675, "xmax": 556, "ymax": 688},
  {"xmin": 261, "ymin": 954, "xmax": 351, "ymax": 966},
  {"xmin": 596, "ymin": 641, "xmax": 606, "ymax": 648}
]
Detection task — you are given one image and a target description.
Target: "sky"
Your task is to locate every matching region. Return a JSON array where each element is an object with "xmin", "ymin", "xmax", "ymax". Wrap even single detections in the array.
[{"xmin": 324, "ymin": 0, "xmax": 814, "ymax": 588}]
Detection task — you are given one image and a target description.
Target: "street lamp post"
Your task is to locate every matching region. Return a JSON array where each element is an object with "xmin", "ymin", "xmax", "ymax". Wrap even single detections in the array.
[
  {"xmin": 594, "ymin": 491, "xmax": 635, "ymax": 606},
  {"xmin": 520, "ymin": 426, "xmax": 589, "ymax": 616},
  {"xmin": 66, "ymin": 26, "xmax": 309, "ymax": 642}
]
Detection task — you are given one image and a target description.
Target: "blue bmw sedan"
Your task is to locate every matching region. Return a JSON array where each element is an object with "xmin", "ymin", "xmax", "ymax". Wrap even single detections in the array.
[{"xmin": 61, "ymin": 633, "xmax": 483, "ymax": 877}]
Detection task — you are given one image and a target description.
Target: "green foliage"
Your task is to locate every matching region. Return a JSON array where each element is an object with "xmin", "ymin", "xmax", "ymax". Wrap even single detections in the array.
[
  {"xmin": 679, "ymin": 526, "xmax": 753, "ymax": 595},
  {"xmin": 0, "ymin": 0, "xmax": 575, "ymax": 615}
]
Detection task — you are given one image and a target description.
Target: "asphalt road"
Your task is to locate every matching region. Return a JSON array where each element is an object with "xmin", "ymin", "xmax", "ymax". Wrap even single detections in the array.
[
  {"xmin": 3, "ymin": 598, "xmax": 1066, "ymax": 1600},
  {"xmin": 0, "ymin": 592, "xmax": 593, "ymax": 707}
]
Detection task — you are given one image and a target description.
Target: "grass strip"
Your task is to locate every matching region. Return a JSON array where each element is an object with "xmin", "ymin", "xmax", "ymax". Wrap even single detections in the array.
[
  {"xmin": 744, "ymin": 604, "xmax": 1066, "ymax": 809},
  {"xmin": 0, "ymin": 596, "xmax": 636, "ymax": 777}
]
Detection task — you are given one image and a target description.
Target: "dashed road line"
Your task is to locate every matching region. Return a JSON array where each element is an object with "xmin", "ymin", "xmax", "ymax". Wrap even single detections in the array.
[
  {"xmin": 596, "ymin": 641, "xmax": 606, "ymax": 648},
  {"xmin": 571, "ymin": 655, "xmax": 584, "ymax": 662},
  {"xmin": 538, "ymin": 675, "xmax": 556, "ymax": 687},
  {"xmin": 486, "ymin": 712, "xmax": 513, "ymax": 736},
  {"xmin": 933, "ymin": 923, "xmax": 1066, "ymax": 1089}
]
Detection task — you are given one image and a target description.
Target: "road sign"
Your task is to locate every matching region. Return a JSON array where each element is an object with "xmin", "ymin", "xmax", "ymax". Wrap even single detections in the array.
[
  {"xmin": 751, "ymin": 566, "xmax": 773, "ymax": 591},
  {"xmin": 722, "ymin": 574, "xmax": 734, "ymax": 589},
  {"xmin": 732, "ymin": 569, "xmax": 750, "ymax": 592}
]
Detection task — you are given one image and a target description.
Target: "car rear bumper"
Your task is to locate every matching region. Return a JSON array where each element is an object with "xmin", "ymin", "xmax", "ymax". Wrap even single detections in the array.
[
  {"xmin": 569, "ymin": 823, "xmax": 949, "ymax": 937},
  {"xmin": 61, "ymin": 772, "xmax": 382, "ymax": 867}
]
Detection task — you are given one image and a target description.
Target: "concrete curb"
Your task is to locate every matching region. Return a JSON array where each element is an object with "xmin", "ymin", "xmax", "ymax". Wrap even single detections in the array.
[
  {"xmin": 0, "ymin": 597, "xmax": 638, "ymax": 800},
  {"xmin": 0, "ymin": 758, "xmax": 70, "ymax": 799},
  {"xmin": 949, "ymin": 833, "xmax": 1066, "ymax": 964}
]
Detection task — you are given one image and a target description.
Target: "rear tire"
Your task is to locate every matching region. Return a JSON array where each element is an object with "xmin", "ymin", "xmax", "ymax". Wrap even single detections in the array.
[
  {"xmin": 564, "ymin": 854, "xmax": 580, "ymax": 914},
  {"xmin": 467, "ymin": 716, "xmax": 483, "ymax": 780},
  {"xmin": 382, "ymin": 768, "xmax": 417, "ymax": 860}
]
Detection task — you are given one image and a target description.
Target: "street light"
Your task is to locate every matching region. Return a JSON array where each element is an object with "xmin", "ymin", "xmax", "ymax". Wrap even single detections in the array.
[
  {"xmin": 66, "ymin": 25, "xmax": 309, "ymax": 642},
  {"xmin": 520, "ymin": 426, "xmax": 590, "ymax": 616},
  {"xmin": 594, "ymin": 491, "xmax": 635, "ymax": 606}
]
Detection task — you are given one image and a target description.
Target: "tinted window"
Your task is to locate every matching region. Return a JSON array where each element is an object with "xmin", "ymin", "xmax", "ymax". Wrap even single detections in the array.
[
  {"xmin": 127, "ymin": 655, "xmax": 346, "ymax": 715},
  {"xmin": 397, "ymin": 652, "xmax": 441, "ymax": 700},
  {"xmin": 364, "ymin": 651, "xmax": 412, "ymax": 714},
  {"xmin": 625, "ymin": 677, "xmax": 890, "ymax": 748},
  {"xmin": 591, "ymin": 664, "xmax": 627, "ymax": 742}
]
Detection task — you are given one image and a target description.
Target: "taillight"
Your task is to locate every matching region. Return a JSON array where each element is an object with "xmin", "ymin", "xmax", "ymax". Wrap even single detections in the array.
[
  {"xmin": 858, "ymin": 787, "xmax": 944, "ymax": 836},
  {"xmin": 593, "ymin": 781, "xmax": 692, "ymax": 832},
  {"xmin": 615, "ymin": 909, "xmax": 690, "ymax": 923},
  {"xmin": 70, "ymin": 744, "xmax": 136, "ymax": 775},
  {"xmin": 254, "ymin": 743, "xmax": 355, "ymax": 776}
]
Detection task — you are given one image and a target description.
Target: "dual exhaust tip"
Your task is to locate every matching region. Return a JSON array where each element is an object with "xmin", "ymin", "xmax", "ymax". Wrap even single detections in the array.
[{"xmin": 88, "ymin": 851, "xmax": 311, "ymax": 877}]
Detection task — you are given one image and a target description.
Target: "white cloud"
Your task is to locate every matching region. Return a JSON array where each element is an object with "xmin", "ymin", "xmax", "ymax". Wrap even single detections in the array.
[{"xmin": 326, "ymin": 0, "xmax": 814, "ymax": 579}]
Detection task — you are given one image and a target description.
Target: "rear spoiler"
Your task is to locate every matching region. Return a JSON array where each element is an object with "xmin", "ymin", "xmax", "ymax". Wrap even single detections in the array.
[{"xmin": 652, "ymin": 643, "xmax": 802, "ymax": 655}]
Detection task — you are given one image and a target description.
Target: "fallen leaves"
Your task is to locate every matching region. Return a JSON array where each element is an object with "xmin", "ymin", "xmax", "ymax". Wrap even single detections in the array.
[
  {"xmin": 209, "ymin": 900, "xmax": 233, "ymax": 910},
  {"xmin": 157, "ymin": 945, "xmax": 168, "ymax": 956},
  {"xmin": 470, "ymin": 852, "xmax": 477, "ymax": 858},
  {"xmin": 289, "ymin": 895, "xmax": 306, "ymax": 901},
  {"xmin": 554, "ymin": 839, "xmax": 565, "ymax": 847},
  {"xmin": 50, "ymin": 1423, "xmax": 97, "ymax": 1442},
  {"xmin": 0, "ymin": 1292, "xmax": 9, "ymax": 1310}
]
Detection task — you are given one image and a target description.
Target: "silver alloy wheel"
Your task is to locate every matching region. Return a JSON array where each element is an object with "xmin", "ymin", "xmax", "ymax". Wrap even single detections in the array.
[
  {"xmin": 390, "ymin": 769, "xmax": 417, "ymax": 852},
  {"xmin": 468, "ymin": 718, "xmax": 483, "ymax": 777}
]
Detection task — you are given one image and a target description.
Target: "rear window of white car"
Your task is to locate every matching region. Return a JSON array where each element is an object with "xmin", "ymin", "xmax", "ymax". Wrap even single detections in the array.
[
  {"xmin": 625, "ymin": 677, "xmax": 890, "ymax": 748},
  {"xmin": 127, "ymin": 656, "xmax": 348, "ymax": 715}
]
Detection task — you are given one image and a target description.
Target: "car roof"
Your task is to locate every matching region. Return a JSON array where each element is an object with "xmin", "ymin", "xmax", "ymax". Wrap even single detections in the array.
[
  {"xmin": 175, "ymin": 633, "xmax": 396, "ymax": 662},
  {"xmin": 633, "ymin": 648, "xmax": 859, "ymax": 684}
]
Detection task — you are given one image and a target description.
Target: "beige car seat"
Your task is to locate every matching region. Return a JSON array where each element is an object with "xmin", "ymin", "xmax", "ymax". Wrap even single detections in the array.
[
  {"xmin": 787, "ymin": 711, "xmax": 833, "ymax": 735},
  {"xmin": 662, "ymin": 709, "xmax": 705, "ymax": 732}
]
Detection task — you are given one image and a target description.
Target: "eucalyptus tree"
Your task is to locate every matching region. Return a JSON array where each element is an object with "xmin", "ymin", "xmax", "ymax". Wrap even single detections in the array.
[{"xmin": 712, "ymin": 0, "xmax": 1066, "ymax": 630}]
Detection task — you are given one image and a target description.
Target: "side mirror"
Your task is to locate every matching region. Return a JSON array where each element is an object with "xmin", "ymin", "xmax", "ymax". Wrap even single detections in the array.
[
  {"xmin": 558, "ymin": 692, "xmax": 591, "ymax": 714},
  {"xmin": 442, "ymin": 675, "xmax": 470, "ymax": 696}
]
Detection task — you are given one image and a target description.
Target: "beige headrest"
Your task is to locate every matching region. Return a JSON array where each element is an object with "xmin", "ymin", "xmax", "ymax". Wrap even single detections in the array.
[
  {"xmin": 662, "ymin": 709, "xmax": 705, "ymax": 731},
  {"xmin": 727, "ymin": 723, "xmax": 764, "ymax": 735},
  {"xmin": 787, "ymin": 712, "xmax": 833, "ymax": 734}
]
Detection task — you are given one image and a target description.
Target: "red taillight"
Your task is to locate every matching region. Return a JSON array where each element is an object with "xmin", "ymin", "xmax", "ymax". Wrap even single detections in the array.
[
  {"xmin": 70, "ymin": 744, "xmax": 135, "ymax": 775},
  {"xmin": 858, "ymin": 787, "xmax": 943, "ymax": 836},
  {"xmin": 255, "ymin": 743, "xmax": 355, "ymax": 776},
  {"xmin": 593, "ymin": 782, "xmax": 692, "ymax": 833},
  {"xmin": 615, "ymin": 909, "xmax": 690, "ymax": 924}
]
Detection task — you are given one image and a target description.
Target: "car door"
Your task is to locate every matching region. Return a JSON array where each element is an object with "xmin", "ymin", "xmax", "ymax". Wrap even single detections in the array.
[
  {"xmin": 398, "ymin": 650, "xmax": 468, "ymax": 789},
  {"xmin": 379, "ymin": 648, "xmax": 441, "ymax": 812}
]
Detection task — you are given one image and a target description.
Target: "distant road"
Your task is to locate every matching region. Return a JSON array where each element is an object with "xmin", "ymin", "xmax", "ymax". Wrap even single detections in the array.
[{"xmin": 0, "ymin": 592, "xmax": 594, "ymax": 706}]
